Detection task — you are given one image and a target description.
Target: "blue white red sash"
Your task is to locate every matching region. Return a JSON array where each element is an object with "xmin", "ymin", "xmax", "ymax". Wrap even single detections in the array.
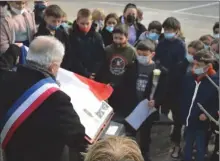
[{"xmin": 0, "ymin": 77, "xmax": 59, "ymax": 149}]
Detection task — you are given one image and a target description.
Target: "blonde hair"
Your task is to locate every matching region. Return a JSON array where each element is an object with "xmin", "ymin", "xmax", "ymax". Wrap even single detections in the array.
[
  {"xmin": 77, "ymin": 8, "xmax": 92, "ymax": 20},
  {"xmin": 92, "ymin": 8, "xmax": 105, "ymax": 21},
  {"xmin": 84, "ymin": 136, "xmax": 144, "ymax": 161}
]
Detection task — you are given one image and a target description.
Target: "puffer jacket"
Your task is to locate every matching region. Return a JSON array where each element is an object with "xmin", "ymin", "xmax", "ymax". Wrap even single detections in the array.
[{"xmin": 0, "ymin": 7, "xmax": 36, "ymax": 54}]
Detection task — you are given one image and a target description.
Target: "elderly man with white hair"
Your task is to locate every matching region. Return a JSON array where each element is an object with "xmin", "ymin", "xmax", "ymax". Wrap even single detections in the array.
[{"xmin": 0, "ymin": 36, "xmax": 86, "ymax": 161}]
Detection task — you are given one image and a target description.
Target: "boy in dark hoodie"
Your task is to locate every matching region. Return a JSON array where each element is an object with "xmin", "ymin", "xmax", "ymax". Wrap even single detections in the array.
[
  {"xmin": 180, "ymin": 49, "xmax": 219, "ymax": 161},
  {"xmin": 154, "ymin": 17, "xmax": 186, "ymax": 158},
  {"xmin": 34, "ymin": 5, "xmax": 69, "ymax": 45},
  {"xmin": 138, "ymin": 21, "xmax": 162, "ymax": 44},
  {"xmin": 33, "ymin": 1, "xmax": 48, "ymax": 28},
  {"xmin": 63, "ymin": 8, "xmax": 105, "ymax": 79},
  {"xmin": 134, "ymin": 40, "xmax": 159, "ymax": 161},
  {"xmin": 96, "ymin": 24, "xmax": 136, "ymax": 118}
]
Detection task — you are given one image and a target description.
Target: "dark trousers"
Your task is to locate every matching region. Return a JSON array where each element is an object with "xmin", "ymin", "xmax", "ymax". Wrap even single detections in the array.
[
  {"xmin": 139, "ymin": 111, "xmax": 159, "ymax": 158},
  {"xmin": 184, "ymin": 128, "xmax": 206, "ymax": 161},
  {"xmin": 170, "ymin": 106, "xmax": 182, "ymax": 145},
  {"xmin": 211, "ymin": 134, "xmax": 219, "ymax": 161}
]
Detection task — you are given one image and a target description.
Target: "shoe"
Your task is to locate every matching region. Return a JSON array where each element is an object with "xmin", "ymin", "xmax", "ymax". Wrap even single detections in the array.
[{"xmin": 171, "ymin": 146, "xmax": 181, "ymax": 159}]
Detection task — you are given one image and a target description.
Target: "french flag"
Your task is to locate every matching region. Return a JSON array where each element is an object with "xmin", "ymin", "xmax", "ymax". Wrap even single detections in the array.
[{"xmin": 57, "ymin": 68, "xmax": 114, "ymax": 143}]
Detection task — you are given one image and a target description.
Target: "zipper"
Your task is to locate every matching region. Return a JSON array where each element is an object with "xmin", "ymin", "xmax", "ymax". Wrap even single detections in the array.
[{"xmin": 186, "ymin": 81, "xmax": 201, "ymax": 126}]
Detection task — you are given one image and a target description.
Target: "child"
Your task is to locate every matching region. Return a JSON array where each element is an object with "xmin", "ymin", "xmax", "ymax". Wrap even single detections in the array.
[
  {"xmin": 33, "ymin": 1, "xmax": 48, "ymax": 27},
  {"xmin": 133, "ymin": 40, "xmax": 159, "ymax": 161},
  {"xmin": 61, "ymin": 11, "xmax": 73, "ymax": 34},
  {"xmin": 92, "ymin": 8, "xmax": 105, "ymax": 32},
  {"xmin": 199, "ymin": 34, "xmax": 214, "ymax": 49},
  {"xmin": 63, "ymin": 8, "xmax": 105, "ymax": 79},
  {"xmin": 213, "ymin": 22, "xmax": 219, "ymax": 39},
  {"xmin": 211, "ymin": 38, "xmax": 219, "ymax": 56},
  {"xmin": 138, "ymin": 21, "xmax": 162, "ymax": 43},
  {"xmin": 135, "ymin": 40, "xmax": 156, "ymax": 102},
  {"xmin": 34, "ymin": 5, "xmax": 68, "ymax": 43},
  {"xmin": 0, "ymin": 1, "xmax": 36, "ymax": 54},
  {"xmin": 183, "ymin": 40, "xmax": 205, "ymax": 73},
  {"xmin": 154, "ymin": 16, "xmax": 186, "ymax": 159},
  {"xmin": 137, "ymin": 8, "xmax": 143, "ymax": 22},
  {"xmin": 210, "ymin": 39, "xmax": 219, "ymax": 71},
  {"xmin": 101, "ymin": 13, "xmax": 119, "ymax": 46},
  {"xmin": 181, "ymin": 49, "xmax": 219, "ymax": 161},
  {"xmin": 96, "ymin": 24, "xmax": 136, "ymax": 118}
]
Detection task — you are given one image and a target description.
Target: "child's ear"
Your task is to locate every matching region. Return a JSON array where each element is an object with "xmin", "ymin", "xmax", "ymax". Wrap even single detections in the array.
[{"xmin": 151, "ymin": 52, "xmax": 155, "ymax": 57}]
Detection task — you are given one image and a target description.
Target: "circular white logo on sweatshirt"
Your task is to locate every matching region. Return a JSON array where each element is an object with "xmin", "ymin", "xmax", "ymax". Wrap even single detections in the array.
[{"xmin": 110, "ymin": 55, "xmax": 127, "ymax": 75}]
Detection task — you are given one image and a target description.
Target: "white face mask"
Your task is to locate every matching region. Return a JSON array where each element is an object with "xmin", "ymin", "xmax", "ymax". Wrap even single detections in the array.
[
  {"xmin": 194, "ymin": 68, "xmax": 205, "ymax": 75},
  {"xmin": 11, "ymin": 6, "xmax": 26, "ymax": 15},
  {"xmin": 137, "ymin": 55, "xmax": 149, "ymax": 65},
  {"xmin": 213, "ymin": 34, "xmax": 220, "ymax": 39},
  {"xmin": 186, "ymin": 53, "xmax": 194, "ymax": 63},
  {"xmin": 194, "ymin": 66, "xmax": 209, "ymax": 75}
]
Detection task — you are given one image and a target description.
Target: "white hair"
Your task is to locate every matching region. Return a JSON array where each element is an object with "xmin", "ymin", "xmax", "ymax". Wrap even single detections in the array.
[{"xmin": 26, "ymin": 36, "xmax": 65, "ymax": 68}]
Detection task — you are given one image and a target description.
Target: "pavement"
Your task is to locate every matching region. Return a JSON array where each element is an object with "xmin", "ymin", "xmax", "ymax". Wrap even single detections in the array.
[
  {"xmin": 49, "ymin": 0, "xmax": 219, "ymax": 43},
  {"xmin": 47, "ymin": 1, "xmax": 219, "ymax": 161}
]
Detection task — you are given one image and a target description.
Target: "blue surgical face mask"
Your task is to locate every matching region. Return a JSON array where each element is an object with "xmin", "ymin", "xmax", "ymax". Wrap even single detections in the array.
[
  {"xmin": 215, "ymin": 53, "xmax": 220, "ymax": 60},
  {"xmin": 213, "ymin": 34, "xmax": 219, "ymax": 39},
  {"xmin": 194, "ymin": 67, "xmax": 205, "ymax": 75},
  {"xmin": 35, "ymin": 4, "xmax": 47, "ymax": 10},
  {"xmin": 137, "ymin": 55, "xmax": 149, "ymax": 65},
  {"xmin": 164, "ymin": 33, "xmax": 176, "ymax": 39},
  {"xmin": 186, "ymin": 53, "xmax": 194, "ymax": 63},
  {"xmin": 48, "ymin": 24, "xmax": 60, "ymax": 30},
  {"xmin": 147, "ymin": 32, "xmax": 159, "ymax": 41},
  {"xmin": 204, "ymin": 44, "xmax": 209, "ymax": 49},
  {"xmin": 106, "ymin": 26, "xmax": 114, "ymax": 32},
  {"xmin": 61, "ymin": 22, "xmax": 69, "ymax": 29}
]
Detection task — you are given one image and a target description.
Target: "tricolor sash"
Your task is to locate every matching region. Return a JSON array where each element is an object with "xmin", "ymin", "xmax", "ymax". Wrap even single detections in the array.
[{"xmin": 0, "ymin": 77, "xmax": 59, "ymax": 149}]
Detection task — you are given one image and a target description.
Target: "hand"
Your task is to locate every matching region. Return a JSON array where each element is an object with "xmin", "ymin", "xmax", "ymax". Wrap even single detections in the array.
[
  {"xmin": 89, "ymin": 73, "xmax": 96, "ymax": 80},
  {"xmin": 107, "ymin": 83, "xmax": 111, "ymax": 86},
  {"xmin": 199, "ymin": 114, "xmax": 207, "ymax": 121},
  {"xmin": 148, "ymin": 100, "xmax": 155, "ymax": 108},
  {"xmin": 14, "ymin": 43, "xmax": 23, "ymax": 47}
]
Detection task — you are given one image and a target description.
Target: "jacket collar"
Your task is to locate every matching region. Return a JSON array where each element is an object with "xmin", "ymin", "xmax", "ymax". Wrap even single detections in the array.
[{"xmin": 192, "ymin": 65, "xmax": 216, "ymax": 82}]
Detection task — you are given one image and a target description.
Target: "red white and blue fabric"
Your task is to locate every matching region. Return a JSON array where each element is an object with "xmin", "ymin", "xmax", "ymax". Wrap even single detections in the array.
[{"xmin": 0, "ymin": 77, "xmax": 59, "ymax": 149}]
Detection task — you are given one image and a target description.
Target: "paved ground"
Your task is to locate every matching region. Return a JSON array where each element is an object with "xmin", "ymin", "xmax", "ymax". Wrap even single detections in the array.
[
  {"xmin": 49, "ymin": 0, "xmax": 219, "ymax": 43},
  {"xmin": 48, "ymin": 1, "xmax": 219, "ymax": 160}
]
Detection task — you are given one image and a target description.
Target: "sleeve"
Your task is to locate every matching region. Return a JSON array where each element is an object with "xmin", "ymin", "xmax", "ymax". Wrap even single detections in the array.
[
  {"xmin": 177, "ymin": 41, "xmax": 186, "ymax": 63},
  {"xmin": 144, "ymin": 72, "xmax": 153, "ymax": 100},
  {"xmin": 139, "ymin": 23, "xmax": 147, "ymax": 33},
  {"xmin": 0, "ymin": 22, "xmax": 10, "ymax": 55},
  {"xmin": 61, "ymin": 34, "xmax": 90, "ymax": 77},
  {"xmin": 0, "ymin": 44, "xmax": 21, "ymax": 68},
  {"xmin": 154, "ymin": 42, "xmax": 161, "ymax": 63},
  {"xmin": 206, "ymin": 90, "xmax": 219, "ymax": 118},
  {"xmin": 53, "ymin": 91, "xmax": 86, "ymax": 151},
  {"xmin": 138, "ymin": 31, "xmax": 147, "ymax": 41},
  {"xmin": 94, "ymin": 47, "xmax": 110, "ymax": 83},
  {"xmin": 91, "ymin": 33, "xmax": 105, "ymax": 75}
]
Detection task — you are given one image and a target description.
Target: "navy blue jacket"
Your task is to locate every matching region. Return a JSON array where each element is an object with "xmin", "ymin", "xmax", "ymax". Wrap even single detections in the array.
[
  {"xmin": 153, "ymin": 38, "xmax": 186, "ymax": 111},
  {"xmin": 180, "ymin": 73, "xmax": 219, "ymax": 129}
]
